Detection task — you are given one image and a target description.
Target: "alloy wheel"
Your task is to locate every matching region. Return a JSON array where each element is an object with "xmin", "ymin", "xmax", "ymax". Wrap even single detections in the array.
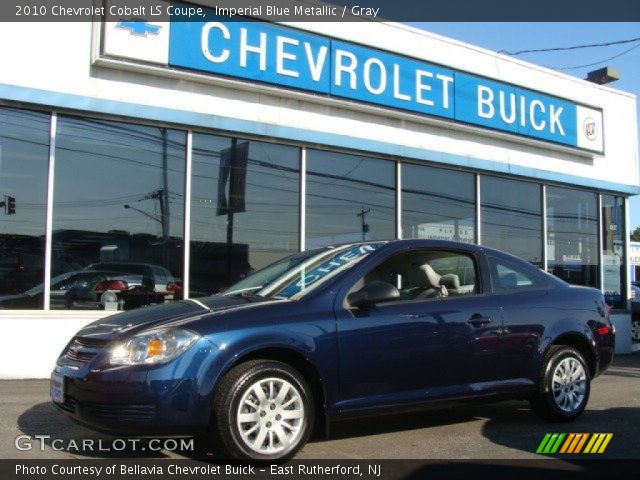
[
  {"xmin": 236, "ymin": 377, "xmax": 305, "ymax": 455},
  {"xmin": 551, "ymin": 357, "xmax": 587, "ymax": 413}
]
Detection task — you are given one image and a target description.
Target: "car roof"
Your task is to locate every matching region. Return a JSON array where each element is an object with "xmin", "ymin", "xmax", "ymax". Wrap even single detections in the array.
[{"xmin": 330, "ymin": 239, "xmax": 485, "ymax": 253}]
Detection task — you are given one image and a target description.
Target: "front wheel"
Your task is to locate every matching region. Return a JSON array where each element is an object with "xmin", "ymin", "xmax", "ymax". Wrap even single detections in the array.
[
  {"xmin": 212, "ymin": 360, "xmax": 314, "ymax": 460},
  {"xmin": 530, "ymin": 346, "xmax": 590, "ymax": 422}
]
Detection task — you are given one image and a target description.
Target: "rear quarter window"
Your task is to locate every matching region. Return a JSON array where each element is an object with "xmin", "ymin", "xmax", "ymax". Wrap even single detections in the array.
[{"xmin": 487, "ymin": 255, "xmax": 548, "ymax": 293}]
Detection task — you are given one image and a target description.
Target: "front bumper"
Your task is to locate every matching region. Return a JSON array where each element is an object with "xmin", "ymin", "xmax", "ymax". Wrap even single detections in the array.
[{"xmin": 52, "ymin": 339, "xmax": 218, "ymax": 435}]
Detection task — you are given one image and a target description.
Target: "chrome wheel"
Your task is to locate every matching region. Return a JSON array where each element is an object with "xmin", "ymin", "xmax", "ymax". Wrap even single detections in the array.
[
  {"xmin": 551, "ymin": 357, "xmax": 587, "ymax": 413},
  {"xmin": 236, "ymin": 377, "xmax": 305, "ymax": 455}
]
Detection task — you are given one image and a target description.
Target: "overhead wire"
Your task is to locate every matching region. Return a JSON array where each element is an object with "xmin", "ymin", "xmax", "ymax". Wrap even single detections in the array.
[{"xmin": 498, "ymin": 37, "xmax": 640, "ymax": 56}]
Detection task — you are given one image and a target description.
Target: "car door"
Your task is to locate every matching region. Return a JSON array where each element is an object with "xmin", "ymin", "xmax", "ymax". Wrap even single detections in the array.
[
  {"xmin": 485, "ymin": 254, "xmax": 551, "ymax": 387},
  {"xmin": 334, "ymin": 248, "xmax": 504, "ymax": 413}
]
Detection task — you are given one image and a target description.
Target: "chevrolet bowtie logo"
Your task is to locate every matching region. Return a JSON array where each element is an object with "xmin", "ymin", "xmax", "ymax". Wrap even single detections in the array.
[{"xmin": 116, "ymin": 21, "xmax": 162, "ymax": 36}]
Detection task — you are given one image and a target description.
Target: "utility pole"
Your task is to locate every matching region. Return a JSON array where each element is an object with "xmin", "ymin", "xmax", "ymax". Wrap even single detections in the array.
[
  {"xmin": 357, "ymin": 208, "xmax": 370, "ymax": 241},
  {"xmin": 161, "ymin": 129, "xmax": 170, "ymax": 240}
]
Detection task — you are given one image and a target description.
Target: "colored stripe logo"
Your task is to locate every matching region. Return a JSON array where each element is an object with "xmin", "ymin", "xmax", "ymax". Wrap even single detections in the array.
[{"xmin": 536, "ymin": 433, "xmax": 613, "ymax": 454}]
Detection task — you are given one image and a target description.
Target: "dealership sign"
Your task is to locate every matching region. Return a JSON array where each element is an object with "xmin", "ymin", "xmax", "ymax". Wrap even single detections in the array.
[{"xmin": 102, "ymin": 7, "xmax": 604, "ymax": 153}]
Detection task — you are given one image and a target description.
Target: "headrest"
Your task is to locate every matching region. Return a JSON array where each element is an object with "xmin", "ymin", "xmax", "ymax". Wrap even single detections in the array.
[
  {"xmin": 407, "ymin": 263, "xmax": 441, "ymax": 289},
  {"xmin": 440, "ymin": 273, "xmax": 460, "ymax": 290}
]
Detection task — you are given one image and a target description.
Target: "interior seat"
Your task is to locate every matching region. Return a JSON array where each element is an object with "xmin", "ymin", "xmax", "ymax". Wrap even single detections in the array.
[
  {"xmin": 408, "ymin": 264, "xmax": 448, "ymax": 300},
  {"xmin": 440, "ymin": 273, "xmax": 461, "ymax": 295}
]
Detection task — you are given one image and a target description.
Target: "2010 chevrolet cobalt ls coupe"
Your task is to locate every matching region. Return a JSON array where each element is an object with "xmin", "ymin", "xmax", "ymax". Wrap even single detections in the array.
[{"xmin": 52, "ymin": 240, "xmax": 614, "ymax": 460}]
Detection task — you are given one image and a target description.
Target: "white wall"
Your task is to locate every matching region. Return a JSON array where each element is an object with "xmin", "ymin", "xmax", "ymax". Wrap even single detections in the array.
[
  {"xmin": 611, "ymin": 313, "xmax": 633, "ymax": 355},
  {"xmin": 0, "ymin": 312, "xmax": 107, "ymax": 379}
]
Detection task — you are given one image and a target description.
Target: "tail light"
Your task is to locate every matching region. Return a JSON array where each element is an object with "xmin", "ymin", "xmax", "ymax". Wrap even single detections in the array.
[
  {"xmin": 597, "ymin": 326, "xmax": 612, "ymax": 335},
  {"xmin": 167, "ymin": 282, "xmax": 183, "ymax": 293},
  {"xmin": 95, "ymin": 280, "xmax": 129, "ymax": 293}
]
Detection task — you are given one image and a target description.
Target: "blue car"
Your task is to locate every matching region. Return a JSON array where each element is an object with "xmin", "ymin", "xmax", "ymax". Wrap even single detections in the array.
[{"xmin": 51, "ymin": 240, "xmax": 615, "ymax": 460}]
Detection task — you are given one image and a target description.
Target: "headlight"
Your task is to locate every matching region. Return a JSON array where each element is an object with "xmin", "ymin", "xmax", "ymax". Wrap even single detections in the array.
[{"xmin": 110, "ymin": 328, "xmax": 200, "ymax": 366}]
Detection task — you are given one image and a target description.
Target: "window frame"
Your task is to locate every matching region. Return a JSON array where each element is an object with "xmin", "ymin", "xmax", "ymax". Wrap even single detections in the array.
[
  {"xmin": 305, "ymin": 148, "xmax": 397, "ymax": 247},
  {"xmin": 480, "ymin": 175, "xmax": 544, "ymax": 266},
  {"xmin": 401, "ymin": 162, "xmax": 477, "ymax": 244}
]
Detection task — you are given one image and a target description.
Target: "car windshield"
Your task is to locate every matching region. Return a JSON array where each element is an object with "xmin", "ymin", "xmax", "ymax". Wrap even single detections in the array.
[{"xmin": 224, "ymin": 243, "xmax": 384, "ymax": 299}]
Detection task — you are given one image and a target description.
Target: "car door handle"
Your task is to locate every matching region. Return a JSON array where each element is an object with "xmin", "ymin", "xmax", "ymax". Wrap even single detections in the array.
[{"xmin": 468, "ymin": 314, "xmax": 492, "ymax": 327}]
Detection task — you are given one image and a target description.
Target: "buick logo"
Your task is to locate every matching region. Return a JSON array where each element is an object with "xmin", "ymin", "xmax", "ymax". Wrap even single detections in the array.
[{"xmin": 584, "ymin": 117, "xmax": 598, "ymax": 141}]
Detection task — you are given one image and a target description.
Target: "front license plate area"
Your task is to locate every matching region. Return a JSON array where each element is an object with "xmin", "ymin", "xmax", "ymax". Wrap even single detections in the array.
[{"xmin": 50, "ymin": 372, "xmax": 65, "ymax": 404}]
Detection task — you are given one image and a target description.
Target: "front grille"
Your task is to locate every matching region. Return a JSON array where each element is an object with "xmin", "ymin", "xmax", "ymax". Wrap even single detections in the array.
[
  {"xmin": 64, "ymin": 337, "xmax": 109, "ymax": 364},
  {"xmin": 81, "ymin": 404, "xmax": 156, "ymax": 422},
  {"xmin": 55, "ymin": 396, "xmax": 156, "ymax": 423}
]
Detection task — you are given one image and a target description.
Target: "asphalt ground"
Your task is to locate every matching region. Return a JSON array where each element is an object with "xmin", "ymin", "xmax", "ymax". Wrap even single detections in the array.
[{"xmin": 1, "ymin": 353, "xmax": 639, "ymax": 460}]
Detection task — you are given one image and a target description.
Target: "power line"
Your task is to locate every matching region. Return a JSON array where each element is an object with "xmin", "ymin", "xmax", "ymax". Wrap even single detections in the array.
[
  {"xmin": 548, "ymin": 42, "xmax": 640, "ymax": 70},
  {"xmin": 498, "ymin": 36, "xmax": 640, "ymax": 56}
]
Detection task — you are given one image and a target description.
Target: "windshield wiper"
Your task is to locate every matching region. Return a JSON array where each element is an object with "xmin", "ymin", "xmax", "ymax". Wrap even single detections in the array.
[
  {"xmin": 225, "ymin": 290, "xmax": 266, "ymax": 300},
  {"xmin": 224, "ymin": 286, "xmax": 262, "ymax": 297},
  {"xmin": 238, "ymin": 291, "xmax": 263, "ymax": 299}
]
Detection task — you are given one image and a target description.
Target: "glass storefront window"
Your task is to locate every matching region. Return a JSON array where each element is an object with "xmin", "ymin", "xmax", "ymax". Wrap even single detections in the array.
[
  {"xmin": 0, "ymin": 108, "xmax": 50, "ymax": 309},
  {"xmin": 1, "ymin": 106, "xmax": 632, "ymax": 315},
  {"xmin": 546, "ymin": 186, "xmax": 598, "ymax": 288},
  {"xmin": 481, "ymin": 176, "xmax": 542, "ymax": 266},
  {"xmin": 306, "ymin": 150, "xmax": 396, "ymax": 249},
  {"xmin": 189, "ymin": 134, "xmax": 300, "ymax": 296},
  {"xmin": 402, "ymin": 163, "xmax": 475, "ymax": 243},
  {"xmin": 51, "ymin": 116, "xmax": 186, "ymax": 310},
  {"xmin": 602, "ymin": 195, "xmax": 625, "ymax": 308}
]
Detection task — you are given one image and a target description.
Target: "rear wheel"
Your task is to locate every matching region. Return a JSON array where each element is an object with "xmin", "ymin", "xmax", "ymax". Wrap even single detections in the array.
[
  {"xmin": 530, "ymin": 346, "xmax": 590, "ymax": 422},
  {"xmin": 212, "ymin": 360, "xmax": 314, "ymax": 460}
]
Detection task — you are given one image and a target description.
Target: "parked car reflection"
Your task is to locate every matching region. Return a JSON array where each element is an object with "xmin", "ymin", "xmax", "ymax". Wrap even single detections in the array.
[
  {"xmin": 0, "ymin": 251, "xmax": 81, "ymax": 297},
  {"xmin": 0, "ymin": 263, "xmax": 182, "ymax": 310},
  {"xmin": 0, "ymin": 271, "xmax": 100, "ymax": 310}
]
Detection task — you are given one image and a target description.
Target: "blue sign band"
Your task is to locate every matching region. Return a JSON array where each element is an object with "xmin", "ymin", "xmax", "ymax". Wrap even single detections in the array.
[{"xmin": 168, "ymin": 7, "xmax": 588, "ymax": 150}]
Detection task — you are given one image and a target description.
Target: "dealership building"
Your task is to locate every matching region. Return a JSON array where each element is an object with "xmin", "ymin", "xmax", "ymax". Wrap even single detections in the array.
[{"xmin": 0, "ymin": 7, "xmax": 639, "ymax": 378}]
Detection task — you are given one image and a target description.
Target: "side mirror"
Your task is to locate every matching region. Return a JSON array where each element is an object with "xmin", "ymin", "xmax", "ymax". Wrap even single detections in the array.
[{"xmin": 347, "ymin": 281, "xmax": 400, "ymax": 308}]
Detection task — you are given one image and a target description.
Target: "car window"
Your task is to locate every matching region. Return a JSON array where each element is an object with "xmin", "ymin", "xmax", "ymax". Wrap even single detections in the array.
[
  {"xmin": 349, "ymin": 249, "xmax": 479, "ymax": 303},
  {"xmin": 488, "ymin": 255, "xmax": 546, "ymax": 292}
]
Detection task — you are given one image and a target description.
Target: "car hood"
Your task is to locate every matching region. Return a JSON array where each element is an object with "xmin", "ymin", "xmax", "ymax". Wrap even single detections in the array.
[{"xmin": 73, "ymin": 295, "xmax": 263, "ymax": 341}]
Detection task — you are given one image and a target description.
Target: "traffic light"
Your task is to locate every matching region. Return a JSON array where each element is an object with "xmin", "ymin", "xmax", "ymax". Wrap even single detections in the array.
[{"xmin": 5, "ymin": 196, "xmax": 15, "ymax": 215}]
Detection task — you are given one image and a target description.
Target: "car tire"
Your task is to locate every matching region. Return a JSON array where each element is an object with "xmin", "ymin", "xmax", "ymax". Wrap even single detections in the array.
[
  {"xmin": 530, "ymin": 345, "xmax": 590, "ymax": 422},
  {"xmin": 212, "ymin": 360, "xmax": 314, "ymax": 461}
]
